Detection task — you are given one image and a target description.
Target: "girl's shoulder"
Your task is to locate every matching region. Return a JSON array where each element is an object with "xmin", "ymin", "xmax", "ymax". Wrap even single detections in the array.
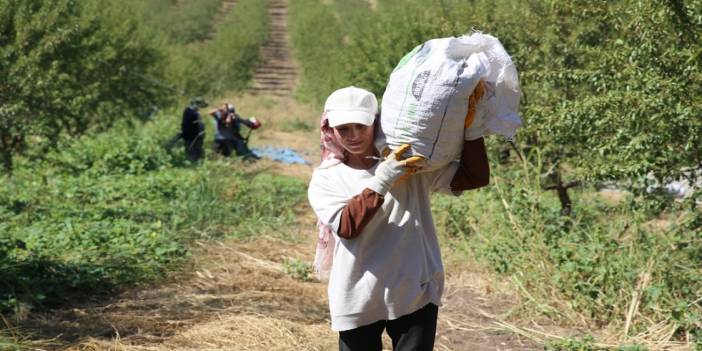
[
  {"xmin": 311, "ymin": 163, "xmax": 342, "ymax": 181},
  {"xmin": 308, "ymin": 165, "xmax": 343, "ymax": 196},
  {"xmin": 310, "ymin": 162, "xmax": 363, "ymax": 185}
]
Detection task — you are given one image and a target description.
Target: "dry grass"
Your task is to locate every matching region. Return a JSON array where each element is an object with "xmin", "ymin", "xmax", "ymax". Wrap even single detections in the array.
[
  {"xmin": 437, "ymin": 258, "xmax": 545, "ymax": 350},
  {"xmin": 438, "ymin": 267, "xmax": 697, "ymax": 350},
  {"xmin": 493, "ymin": 320, "xmax": 694, "ymax": 351},
  {"xmin": 437, "ymin": 235, "xmax": 699, "ymax": 351},
  {"xmin": 64, "ymin": 215, "xmax": 333, "ymax": 351},
  {"xmin": 77, "ymin": 315, "xmax": 335, "ymax": 351}
]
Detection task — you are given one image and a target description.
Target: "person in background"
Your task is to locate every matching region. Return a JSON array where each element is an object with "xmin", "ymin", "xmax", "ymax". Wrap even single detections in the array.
[
  {"xmin": 208, "ymin": 103, "xmax": 261, "ymax": 159},
  {"xmin": 181, "ymin": 97, "xmax": 208, "ymax": 161},
  {"xmin": 307, "ymin": 86, "xmax": 490, "ymax": 351}
]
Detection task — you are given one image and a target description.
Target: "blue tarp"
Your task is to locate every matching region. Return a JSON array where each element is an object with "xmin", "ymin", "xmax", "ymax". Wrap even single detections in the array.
[{"xmin": 252, "ymin": 147, "xmax": 309, "ymax": 165}]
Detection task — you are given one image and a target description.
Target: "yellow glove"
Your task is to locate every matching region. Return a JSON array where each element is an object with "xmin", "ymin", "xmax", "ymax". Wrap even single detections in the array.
[{"xmin": 390, "ymin": 144, "xmax": 425, "ymax": 186}]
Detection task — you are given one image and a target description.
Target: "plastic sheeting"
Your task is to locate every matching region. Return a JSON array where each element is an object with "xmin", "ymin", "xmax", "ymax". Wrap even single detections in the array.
[{"xmin": 252, "ymin": 147, "xmax": 309, "ymax": 165}]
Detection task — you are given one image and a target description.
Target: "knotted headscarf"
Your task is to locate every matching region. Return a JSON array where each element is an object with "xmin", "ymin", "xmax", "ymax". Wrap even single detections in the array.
[{"xmin": 313, "ymin": 112, "xmax": 345, "ymax": 280}]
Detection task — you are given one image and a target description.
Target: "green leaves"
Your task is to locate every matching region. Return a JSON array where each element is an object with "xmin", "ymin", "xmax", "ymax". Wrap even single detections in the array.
[
  {"xmin": 517, "ymin": 0, "xmax": 702, "ymax": 197},
  {"xmin": 0, "ymin": 0, "xmax": 170, "ymax": 173}
]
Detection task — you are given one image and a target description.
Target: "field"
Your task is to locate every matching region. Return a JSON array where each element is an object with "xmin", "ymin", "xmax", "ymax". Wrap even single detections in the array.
[
  {"xmin": 1, "ymin": 0, "xmax": 701, "ymax": 350},
  {"xmin": 287, "ymin": 1, "xmax": 702, "ymax": 347}
]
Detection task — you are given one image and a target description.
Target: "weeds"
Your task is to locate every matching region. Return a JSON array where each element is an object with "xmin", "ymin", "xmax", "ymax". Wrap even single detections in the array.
[
  {"xmin": 433, "ymin": 149, "xmax": 702, "ymax": 347},
  {"xmin": 545, "ymin": 336, "xmax": 647, "ymax": 351},
  {"xmin": 283, "ymin": 258, "xmax": 314, "ymax": 282}
]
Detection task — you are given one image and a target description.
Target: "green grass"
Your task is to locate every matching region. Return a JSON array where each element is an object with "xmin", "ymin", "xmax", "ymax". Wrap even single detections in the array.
[
  {"xmin": 0, "ymin": 339, "xmax": 23, "ymax": 351},
  {"xmin": 544, "ymin": 336, "xmax": 648, "ymax": 351},
  {"xmin": 432, "ymin": 151, "xmax": 701, "ymax": 346},
  {"xmin": 283, "ymin": 258, "xmax": 314, "ymax": 282},
  {"xmin": 0, "ymin": 327, "xmax": 46, "ymax": 350},
  {"xmin": 0, "ymin": 109, "xmax": 306, "ymax": 317},
  {"xmin": 281, "ymin": 118, "xmax": 314, "ymax": 132}
]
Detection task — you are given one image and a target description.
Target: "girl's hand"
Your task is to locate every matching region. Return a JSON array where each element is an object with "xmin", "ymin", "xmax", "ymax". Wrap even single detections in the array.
[{"xmin": 367, "ymin": 144, "xmax": 424, "ymax": 195}]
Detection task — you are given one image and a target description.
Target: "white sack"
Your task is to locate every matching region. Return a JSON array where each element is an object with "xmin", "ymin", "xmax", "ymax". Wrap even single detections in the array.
[{"xmin": 381, "ymin": 32, "xmax": 522, "ymax": 171}]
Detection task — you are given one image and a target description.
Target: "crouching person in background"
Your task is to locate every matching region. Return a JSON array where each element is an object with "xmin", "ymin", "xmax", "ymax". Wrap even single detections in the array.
[{"xmin": 209, "ymin": 103, "xmax": 260, "ymax": 160}]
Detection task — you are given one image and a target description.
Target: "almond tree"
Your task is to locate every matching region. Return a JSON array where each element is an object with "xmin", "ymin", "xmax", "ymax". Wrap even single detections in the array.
[
  {"xmin": 0, "ymin": 0, "xmax": 170, "ymax": 173},
  {"xmin": 509, "ymin": 0, "xmax": 702, "ymax": 211}
]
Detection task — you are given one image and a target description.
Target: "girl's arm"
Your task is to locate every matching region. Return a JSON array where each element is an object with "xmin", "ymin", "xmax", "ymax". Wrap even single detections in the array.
[
  {"xmin": 237, "ymin": 114, "xmax": 255, "ymax": 128},
  {"xmin": 450, "ymin": 137, "xmax": 490, "ymax": 191},
  {"xmin": 312, "ymin": 152, "xmax": 411, "ymax": 239},
  {"xmin": 334, "ymin": 138, "xmax": 490, "ymax": 238},
  {"xmin": 336, "ymin": 189, "xmax": 384, "ymax": 239},
  {"xmin": 336, "ymin": 149, "xmax": 415, "ymax": 239}
]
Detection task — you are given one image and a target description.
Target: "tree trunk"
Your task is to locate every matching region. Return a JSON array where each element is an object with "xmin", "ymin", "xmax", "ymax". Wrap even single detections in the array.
[
  {"xmin": 543, "ymin": 170, "xmax": 580, "ymax": 216},
  {"xmin": 554, "ymin": 182, "xmax": 573, "ymax": 216},
  {"xmin": 1, "ymin": 150, "xmax": 12, "ymax": 175}
]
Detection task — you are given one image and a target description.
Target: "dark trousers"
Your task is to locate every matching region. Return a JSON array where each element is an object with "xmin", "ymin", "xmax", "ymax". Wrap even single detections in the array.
[
  {"xmin": 339, "ymin": 303, "xmax": 438, "ymax": 351},
  {"xmin": 183, "ymin": 137, "xmax": 203, "ymax": 161},
  {"xmin": 214, "ymin": 139, "xmax": 254, "ymax": 158}
]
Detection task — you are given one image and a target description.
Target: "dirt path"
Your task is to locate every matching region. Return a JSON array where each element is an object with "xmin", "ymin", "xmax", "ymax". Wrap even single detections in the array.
[
  {"xmin": 19, "ymin": 215, "xmax": 540, "ymax": 350},
  {"xmin": 249, "ymin": 0, "xmax": 297, "ymax": 97},
  {"xmin": 17, "ymin": 1, "xmax": 545, "ymax": 350},
  {"xmin": 219, "ymin": 0, "xmax": 237, "ymax": 15}
]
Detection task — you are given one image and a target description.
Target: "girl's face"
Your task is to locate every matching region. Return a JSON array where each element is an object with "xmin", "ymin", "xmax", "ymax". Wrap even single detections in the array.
[{"xmin": 332, "ymin": 123, "xmax": 375, "ymax": 155}]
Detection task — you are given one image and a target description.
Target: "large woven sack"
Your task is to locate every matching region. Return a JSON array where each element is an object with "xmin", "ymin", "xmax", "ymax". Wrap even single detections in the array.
[{"xmin": 380, "ymin": 32, "xmax": 522, "ymax": 171}]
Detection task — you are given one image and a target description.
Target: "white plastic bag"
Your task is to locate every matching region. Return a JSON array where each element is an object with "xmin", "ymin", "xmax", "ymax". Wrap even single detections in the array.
[{"xmin": 381, "ymin": 32, "xmax": 522, "ymax": 171}]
